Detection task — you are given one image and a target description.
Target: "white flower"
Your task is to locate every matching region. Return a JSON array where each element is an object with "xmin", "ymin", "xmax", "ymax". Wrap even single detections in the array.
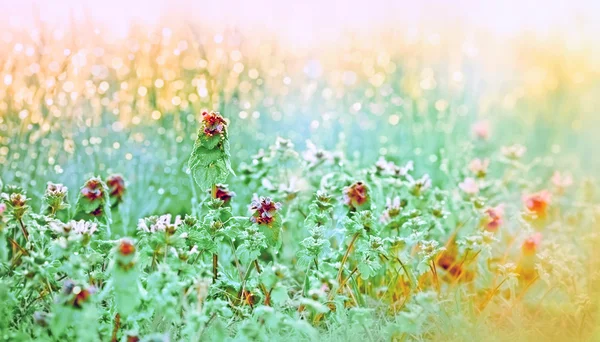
[
  {"xmin": 51, "ymin": 220, "xmax": 97, "ymax": 236},
  {"xmin": 376, "ymin": 157, "xmax": 413, "ymax": 177},
  {"xmin": 138, "ymin": 214, "xmax": 182, "ymax": 233}
]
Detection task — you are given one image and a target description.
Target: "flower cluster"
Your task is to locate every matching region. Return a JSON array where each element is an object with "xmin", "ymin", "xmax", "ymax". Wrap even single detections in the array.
[
  {"xmin": 375, "ymin": 157, "xmax": 414, "ymax": 177},
  {"xmin": 62, "ymin": 220, "xmax": 98, "ymax": 236},
  {"xmin": 81, "ymin": 178, "xmax": 104, "ymax": 201},
  {"xmin": 202, "ymin": 111, "xmax": 227, "ymax": 137},
  {"xmin": 138, "ymin": 214, "xmax": 182, "ymax": 234},
  {"xmin": 45, "ymin": 182, "xmax": 68, "ymax": 198},
  {"xmin": 250, "ymin": 196, "xmax": 282, "ymax": 225}
]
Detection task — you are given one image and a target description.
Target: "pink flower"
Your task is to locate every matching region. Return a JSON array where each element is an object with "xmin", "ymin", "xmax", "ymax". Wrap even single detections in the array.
[
  {"xmin": 81, "ymin": 178, "xmax": 104, "ymax": 201},
  {"xmin": 468, "ymin": 158, "xmax": 490, "ymax": 178},
  {"xmin": 250, "ymin": 196, "xmax": 282, "ymax": 225},
  {"xmin": 459, "ymin": 177, "xmax": 479, "ymax": 195},
  {"xmin": 472, "ymin": 120, "xmax": 490, "ymax": 140},
  {"xmin": 0, "ymin": 203, "xmax": 6, "ymax": 215},
  {"xmin": 483, "ymin": 205, "xmax": 504, "ymax": 232},
  {"xmin": 523, "ymin": 190, "xmax": 551, "ymax": 217},
  {"xmin": 551, "ymin": 171, "xmax": 573, "ymax": 191},
  {"xmin": 522, "ymin": 232, "xmax": 542, "ymax": 255}
]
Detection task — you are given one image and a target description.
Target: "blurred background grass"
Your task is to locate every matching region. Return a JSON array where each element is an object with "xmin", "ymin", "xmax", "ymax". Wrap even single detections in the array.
[{"xmin": 0, "ymin": 0, "xmax": 599, "ymax": 218}]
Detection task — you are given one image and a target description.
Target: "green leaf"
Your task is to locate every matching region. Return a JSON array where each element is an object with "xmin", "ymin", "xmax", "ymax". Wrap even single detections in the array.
[
  {"xmin": 188, "ymin": 127, "xmax": 235, "ymax": 190},
  {"xmin": 270, "ymin": 285, "xmax": 289, "ymax": 306},
  {"xmin": 190, "ymin": 159, "xmax": 230, "ymax": 191}
]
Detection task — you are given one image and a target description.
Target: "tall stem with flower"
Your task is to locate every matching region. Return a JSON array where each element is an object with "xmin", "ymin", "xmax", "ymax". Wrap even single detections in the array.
[{"xmin": 188, "ymin": 111, "xmax": 235, "ymax": 283}]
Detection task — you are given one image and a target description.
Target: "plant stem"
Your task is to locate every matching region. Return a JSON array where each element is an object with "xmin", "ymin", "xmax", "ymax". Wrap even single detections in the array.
[
  {"xmin": 253, "ymin": 260, "xmax": 271, "ymax": 306},
  {"xmin": 212, "ymin": 254, "xmax": 218, "ymax": 284},
  {"xmin": 111, "ymin": 313, "xmax": 120, "ymax": 342},
  {"xmin": 211, "ymin": 183, "xmax": 219, "ymax": 283},
  {"xmin": 18, "ymin": 218, "xmax": 29, "ymax": 241},
  {"xmin": 337, "ymin": 266, "xmax": 359, "ymax": 294},
  {"xmin": 337, "ymin": 232, "xmax": 360, "ymax": 283}
]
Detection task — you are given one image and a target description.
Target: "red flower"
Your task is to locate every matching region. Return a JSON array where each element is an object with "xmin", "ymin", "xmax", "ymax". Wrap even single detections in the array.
[
  {"xmin": 214, "ymin": 184, "xmax": 236, "ymax": 204},
  {"xmin": 81, "ymin": 179, "xmax": 103, "ymax": 201},
  {"xmin": 202, "ymin": 111, "xmax": 227, "ymax": 137},
  {"xmin": 250, "ymin": 196, "xmax": 282, "ymax": 225},
  {"xmin": 523, "ymin": 190, "xmax": 551, "ymax": 217},
  {"xmin": 106, "ymin": 174, "xmax": 126, "ymax": 201},
  {"xmin": 118, "ymin": 239, "xmax": 136, "ymax": 256},
  {"xmin": 343, "ymin": 181, "xmax": 369, "ymax": 210},
  {"xmin": 522, "ymin": 232, "xmax": 542, "ymax": 255}
]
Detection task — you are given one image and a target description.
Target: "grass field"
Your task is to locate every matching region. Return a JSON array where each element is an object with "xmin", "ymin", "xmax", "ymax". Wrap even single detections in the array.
[{"xmin": 0, "ymin": 5, "xmax": 600, "ymax": 341}]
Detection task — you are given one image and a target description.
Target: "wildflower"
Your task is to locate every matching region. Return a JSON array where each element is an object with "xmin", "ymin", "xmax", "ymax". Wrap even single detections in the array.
[
  {"xmin": 343, "ymin": 181, "xmax": 370, "ymax": 210},
  {"xmin": 9, "ymin": 193, "xmax": 28, "ymax": 208},
  {"xmin": 522, "ymin": 232, "xmax": 542, "ymax": 255},
  {"xmin": 62, "ymin": 280, "xmax": 95, "ymax": 309},
  {"xmin": 202, "ymin": 111, "xmax": 227, "ymax": 137},
  {"xmin": 250, "ymin": 196, "xmax": 282, "ymax": 225},
  {"xmin": 43, "ymin": 182, "xmax": 69, "ymax": 215},
  {"xmin": 523, "ymin": 190, "xmax": 551, "ymax": 217},
  {"xmin": 468, "ymin": 158, "xmax": 490, "ymax": 178},
  {"xmin": 459, "ymin": 177, "xmax": 479, "ymax": 195},
  {"xmin": 483, "ymin": 205, "xmax": 504, "ymax": 231},
  {"xmin": 45, "ymin": 182, "xmax": 68, "ymax": 198},
  {"xmin": 74, "ymin": 177, "xmax": 111, "ymax": 224},
  {"xmin": 408, "ymin": 174, "xmax": 432, "ymax": 196},
  {"xmin": 375, "ymin": 157, "xmax": 413, "ymax": 177},
  {"xmin": 212, "ymin": 183, "xmax": 236, "ymax": 203},
  {"xmin": 118, "ymin": 238, "xmax": 136, "ymax": 256},
  {"xmin": 72, "ymin": 287, "xmax": 93, "ymax": 309},
  {"xmin": 380, "ymin": 196, "xmax": 403, "ymax": 223},
  {"xmin": 106, "ymin": 174, "xmax": 126, "ymax": 203},
  {"xmin": 7, "ymin": 192, "xmax": 29, "ymax": 220},
  {"xmin": 138, "ymin": 214, "xmax": 182, "ymax": 233},
  {"xmin": 81, "ymin": 178, "xmax": 104, "ymax": 201},
  {"xmin": 0, "ymin": 203, "xmax": 6, "ymax": 215},
  {"xmin": 551, "ymin": 171, "xmax": 573, "ymax": 192},
  {"xmin": 303, "ymin": 140, "xmax": 330, "ymax": 168},
  {"xmin": 501, "ymin": 144, "xmax": 527, "ymax": 159},
  {"xmin": 68, "ymin": 220, "xmax": 98, "ymax": 236},
  {"xmin": 472, "ymin": 120, "xmax": 490, "ymax": 140},
  {"xmin": 375, "ymin": 156, "xmax": 393, "ymax": 173}
]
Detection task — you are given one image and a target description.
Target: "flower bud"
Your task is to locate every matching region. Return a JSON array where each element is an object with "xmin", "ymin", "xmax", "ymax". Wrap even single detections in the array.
[{"xmin": 106, "ymin": 174, "xmax": 126, "ymax": 205}]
